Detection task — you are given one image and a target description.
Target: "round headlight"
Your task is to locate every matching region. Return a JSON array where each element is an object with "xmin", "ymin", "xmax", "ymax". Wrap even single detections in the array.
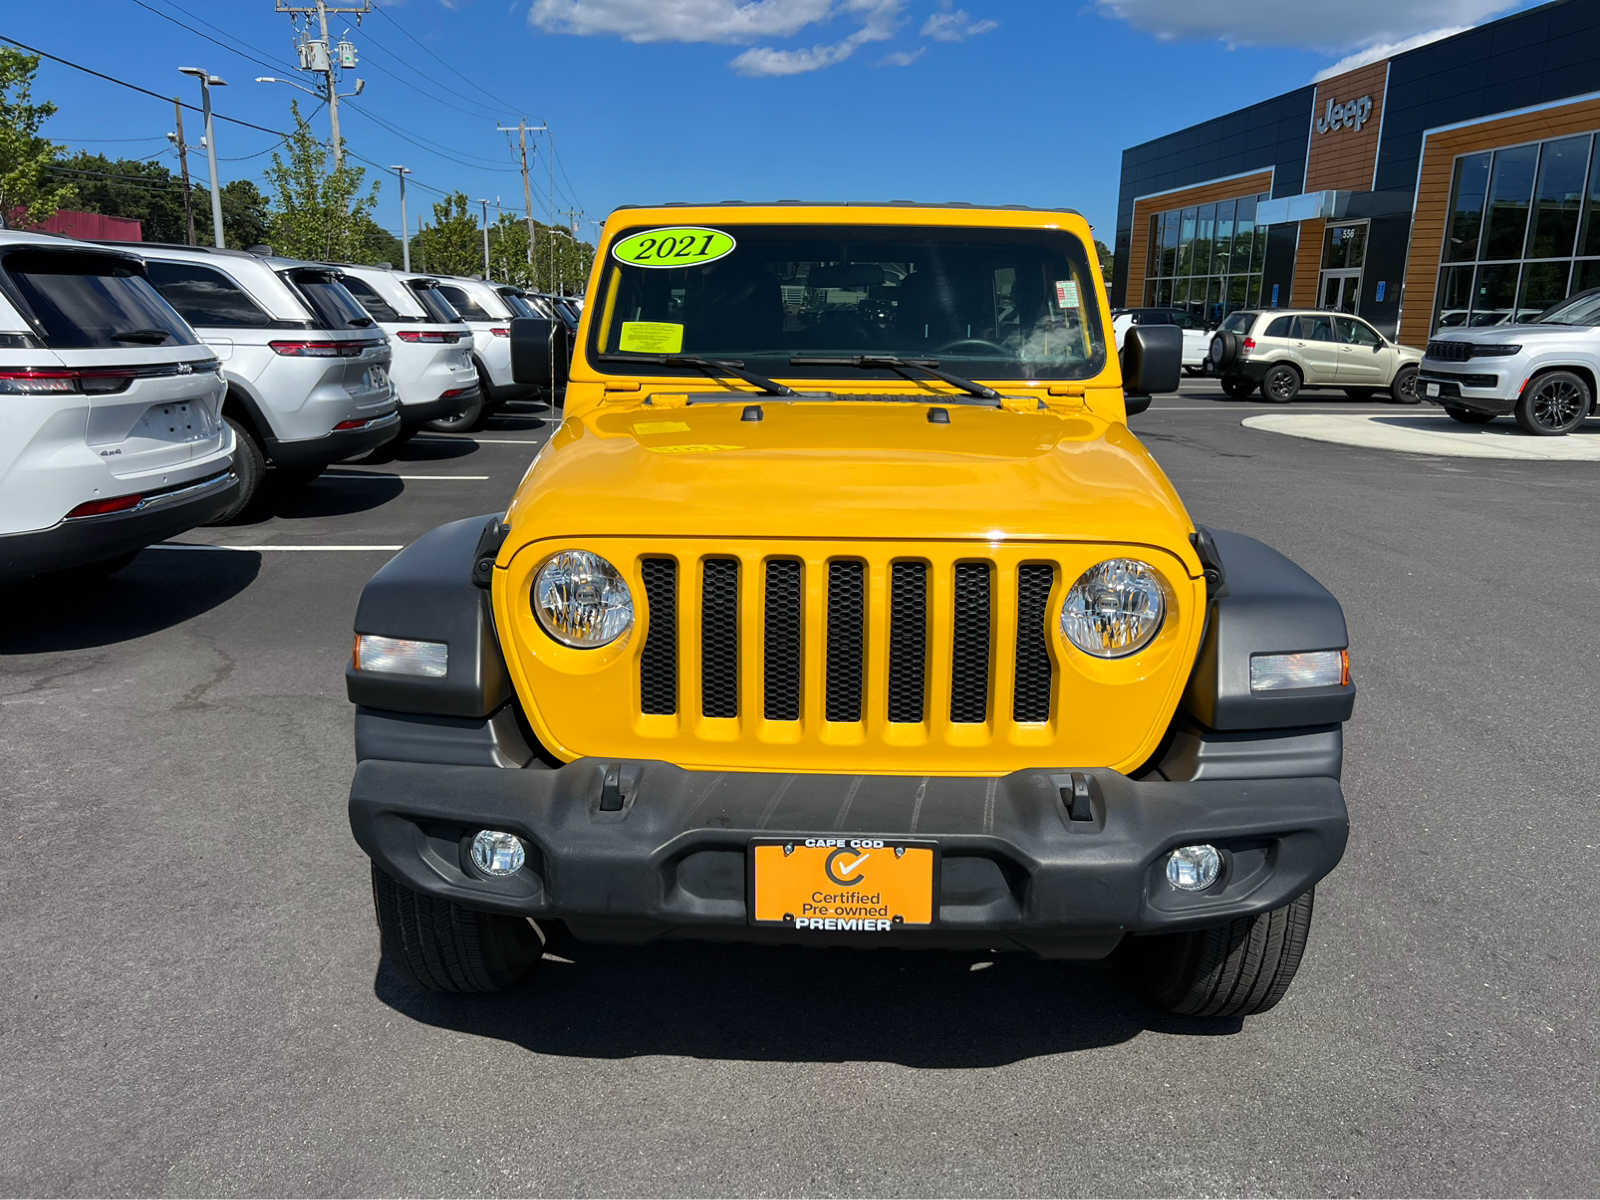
[
  {"xmin": 1061, "ymin": 558, "xmax": 1167, "ymax": 658},
  {"xmin": 532, "ymin": 550, "xmax": 633, "ymax": 647}
]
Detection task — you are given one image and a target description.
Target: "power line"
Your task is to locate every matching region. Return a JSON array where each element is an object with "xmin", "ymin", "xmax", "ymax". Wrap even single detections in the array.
[
  {"xmin": 369, "ymin": 1, "xmax": 514, "ymax": 114},
  {"xmin": 133, "ymin": 0, "xmax": 302, "ymax": 71},
  {"xmin": 342, "ymin": 98, "xmax": 519, "ymax": 173},
  {"xmin": 124, "ymin": 0, "xmax": 299, "ymax": 76},
  {"xmin": 354, "ymin": 34, "xmax": 502, "ymax": 121}
]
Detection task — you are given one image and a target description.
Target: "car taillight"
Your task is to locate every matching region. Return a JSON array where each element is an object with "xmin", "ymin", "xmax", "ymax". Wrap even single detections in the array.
[
  {"xmin": 66, "ymin": 493, "xmax": 144, "ymax": 518},
  {"xmin": 396, "ymin": 330, "xmax": 463, "ymax": 343},
  {"xmin": 489, "ymin": 327, "xmax": 510, "ymax": 337},
  {"xmin": 269, "ymin": 340, "xmax": 365, "ymax": 357},
  {"xmin": 1242, "ymin": 337, "xmax": 1257, "ymax": 352},
  {"xmin": 0, "ymin": 368, "xmax": 136, "ymax": 395}
]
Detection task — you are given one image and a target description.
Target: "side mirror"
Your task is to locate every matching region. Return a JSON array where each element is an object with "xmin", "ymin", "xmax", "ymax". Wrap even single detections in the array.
[
  {"xmin": 1121, "ymin": 323, "xmax": 1181, "ymax": 399},
  {"xmin": 1124, "ymin": 393, "xmax": 1153, "ymax": 417},
  {"xmin": 510, "ymin": 317, "xmax": 570, "ymax": 389}
]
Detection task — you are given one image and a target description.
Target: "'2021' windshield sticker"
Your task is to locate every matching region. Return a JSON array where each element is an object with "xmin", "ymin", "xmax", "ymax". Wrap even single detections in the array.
[
  {"xmin": 618, "ymin": 321, "xmax": 685, "ymax": 354},
  {"xmin": 612, "ymin": 227, "xmax": 736, "ymax": 269}
]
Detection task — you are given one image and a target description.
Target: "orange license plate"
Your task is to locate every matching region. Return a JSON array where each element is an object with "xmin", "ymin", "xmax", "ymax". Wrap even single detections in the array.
[{"xmin": 750, "ymin": 838, "xmax": 937, "ymax": 931}]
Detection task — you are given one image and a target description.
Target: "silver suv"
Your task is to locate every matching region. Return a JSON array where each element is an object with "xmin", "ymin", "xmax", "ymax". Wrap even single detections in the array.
[
  {"xmin": 431, "ymin": 276, "xmax": 537, "ymax": 430},
  {"xmin": 1208, "ymin": 309, "xmax": 1423, "ymax": 403},
  {"xmin": 130, "ymin": 245, "xmax": 400, "ymax": 518},
  {"xmin": 1419, "ymin": 287, "xmax": 1600, "ymax": 435}
]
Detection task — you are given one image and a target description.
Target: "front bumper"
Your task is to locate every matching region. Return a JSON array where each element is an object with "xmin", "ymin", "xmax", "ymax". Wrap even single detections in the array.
[
  {"xmin": 0, "ymin": 468, "xmax": 239, "ymax": 582},
  {"xmin": 349, "ymin": 757, "xmax": 1347, "ymax": 956},
  {"xmin": 1417, "ymin": 366, "xmax": 1516, "ymax": 414}
]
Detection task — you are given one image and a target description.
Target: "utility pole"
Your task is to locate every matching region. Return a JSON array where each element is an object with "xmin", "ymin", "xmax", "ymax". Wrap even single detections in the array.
[
  {"xmin": 179, "ymin": 68, "xmax": 226, "ymax": 248},
  {"xmin": 496, "ymin": 119, "xmax": 546, "ymax": 274},
  {"xmin": 276, "ymin": 0, "xmax": 369, "ymax": 168},
  {"xmin": 478, "ymin": 198, "xmax": 491, "ymax": 280},
  {"xmin": 391, "ymin": 165, "xmax": 412, "ymax": 271},
  {"xmin": 169, "ymin": 97, "xmax": 197, "ymax": 246}
]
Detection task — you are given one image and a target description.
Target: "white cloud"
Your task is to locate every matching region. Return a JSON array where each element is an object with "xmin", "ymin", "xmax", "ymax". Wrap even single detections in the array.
[
  {"xmin": 1089, "ymin": 0, "xmax": 1515, "ymax": 51},
  {"xmin": 1312, "ymin": 25, "xmax": 1467, "ymax": 78},
  {"xmin": 732, "ymin": 0, "xmax": 902, "ymax": 77},
  {"xmin": 879, "ymin": 46, "xmax": 927, "ymax": 66},
  {"xmin": 529, "ymin": 0, "xmax": 833, "ymax": 44},
  {"xmin": 920, "ymin": 7, "xmax": 997, "ymax": 42}
]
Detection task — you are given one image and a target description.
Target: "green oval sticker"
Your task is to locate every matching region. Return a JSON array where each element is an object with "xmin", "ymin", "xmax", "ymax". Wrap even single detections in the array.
[{"xmin": 612, "ymin": 226, "xmax": 736, "ymax": 270}]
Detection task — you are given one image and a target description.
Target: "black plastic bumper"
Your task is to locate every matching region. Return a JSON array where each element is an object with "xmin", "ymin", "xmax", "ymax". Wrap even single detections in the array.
[
  {"xmin": 349, "ymin": 757, "xmax": 1348, "ymax": 956},
  {"xmin": 1417, "ymin": 370, "xmax": 1516, "ymax": 414},
  {"xmin": 400, "ymin": 387, "xmax": 481, "ymax": 427},
  {"xmin": 0, "ymin": 469, "xmax": 239, "ymax": 582},
  {"xmin": 267, "ymin": 410, "xmax": 401, "ymax": 467}
]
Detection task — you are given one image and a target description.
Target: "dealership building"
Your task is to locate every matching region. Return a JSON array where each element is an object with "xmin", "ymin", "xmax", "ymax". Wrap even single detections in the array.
[{"xmin": 1111, "ymin": 0, "xmax": 1600, "ymax": 345}]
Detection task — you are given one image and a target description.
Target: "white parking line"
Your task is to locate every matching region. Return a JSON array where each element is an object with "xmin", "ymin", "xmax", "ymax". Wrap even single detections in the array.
[
  {"xmin": 324, "ymin": 471, "xmax": 490, "ymax": 481},
  {"xmin": 411, "ymin": 435, "xmax": 547, "ymax": 445},
  {"xmin": 151, "ymin": 543, "xmax": 403, "ymax": 551}
]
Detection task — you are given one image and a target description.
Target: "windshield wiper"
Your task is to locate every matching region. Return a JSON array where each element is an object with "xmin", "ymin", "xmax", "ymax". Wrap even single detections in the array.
[
  {"xmin": 596, "ymin": 352, "xmax": 796, "ymax": 397},
  {"xmin": 788, "ymin": 355, "xmax": 1002, "ymax": 402},
  {"xmin": 110, "ymin": 328, "xmax": 173, "ymax": 345}
]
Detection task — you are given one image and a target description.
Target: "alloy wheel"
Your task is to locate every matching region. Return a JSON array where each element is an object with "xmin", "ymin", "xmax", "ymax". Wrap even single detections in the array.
[{"xmin": 1530, "ymin": 378, "xmax": 1584, "ymax": 430}]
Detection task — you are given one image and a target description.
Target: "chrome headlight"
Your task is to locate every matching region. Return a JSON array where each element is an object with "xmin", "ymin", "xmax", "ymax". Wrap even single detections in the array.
[
  {"xmin": 1061, "ymin": 558, "xmax": 1167, "ymax": 658},
  {"xmin": 532, "ymin": 550, "xmax": 633, "ymax": 647}
]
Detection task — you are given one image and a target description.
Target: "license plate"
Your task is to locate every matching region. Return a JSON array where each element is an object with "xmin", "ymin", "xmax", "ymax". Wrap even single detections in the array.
[
  {"xmin": 1425, "ymin": 382, "xmax": 1439, "ymax": 397},
  {"xmin": 750, "ymin": 838, "xmax": 936, "ymax": 931}
]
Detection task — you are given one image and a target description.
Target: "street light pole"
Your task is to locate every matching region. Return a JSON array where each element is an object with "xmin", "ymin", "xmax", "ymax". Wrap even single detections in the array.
[
  {"xmin": 391, "ymin": 165, "xmax": 412, "ymax": 271},
  {"xmin": 479, "ymin": 198, "xmax": 491, "ymax": 280},
  {"xmin": 180, "ymin": 68, "xmax": 226, "ymax": 248}
]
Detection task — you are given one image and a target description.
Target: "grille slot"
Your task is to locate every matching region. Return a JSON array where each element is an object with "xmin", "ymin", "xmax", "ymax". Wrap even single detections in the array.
[
  {"xmin": 1013, "ymin": 564, "xmax": 1055, "ymax": 723},
  {"xmin": 764, "ymin": 559, "xmax": 802, "ymax": 721},
  {"xmin": 1426, "ymin": 339, "xmax": 1472, "ymax": 362},
  {"xmin": 887, "ymin": 561, "xmax": 928, "ymax": 723},
  {"xmin": 700, "ymin": 558, "xmax": 739, "ymax": 717},
  {"xmin": 949, "ymin": 562, "xmax": 991, "ymax": 723},
  {"xmin": 639, "ymin": 557, "xmax": 678, "ymax": 715},
  {"xmin": 825, "ymin": 560, "xmax": 865, "ymax": 722}
]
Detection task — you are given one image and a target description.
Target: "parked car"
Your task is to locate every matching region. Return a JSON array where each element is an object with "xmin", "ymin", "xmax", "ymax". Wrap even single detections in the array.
[
  {"xmin": 0, "ymin": 231, "xmax": 236, "ymax": 582},
  {"xmin": 345, "ymin": 201, "xmax": 1354, "ymax": 1020},
  {"xmin": 127, "ymin": 245, "xmax": 399, "ymax": 517},
  {"xmin": 1208, "ymin": 309, "xmax": 1422, "ymax": 403},
  {"xmin": 1420, "ymin": 287, "xmax": 1600, "ymax": 435},
  {"xmin": 333, "ymin": 265, "xmax": 480, "ymax": 436},
  {"xmin": 1112, "ymin": 307, "xmax": 1210, "ymax": 374},
  {"xmin": 431, "ymin": 276, "xmax": 537, "ymax": 429}
]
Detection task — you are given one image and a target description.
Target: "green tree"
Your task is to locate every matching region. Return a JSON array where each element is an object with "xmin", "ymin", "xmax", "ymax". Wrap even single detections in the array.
[
  {"xmin": 348, "ymin": 211, "xmax": 403, "ymax": 267},
  {"xmin": 203, "ymin": 179, "xmax": 271, "ymax": 250},
  {"xmin": 0, "ymin": 48, "xmax": 73, "ymax": 228},
  {"xmin": 412, "ymin": 191, "xmax": 482, "ymax": 277},
  {"xmin": 1093, "ymin": 238, "xmax": 1114, "ymax": 285},
  {"xmin": 262, "ymin": 100, "xmax": 379, "ymax": 261},
  {"xmin": 486, "ymin": 212, "xmax": 594, "ymax": 294},
  {"xmin": 55, "ymin": 152, "xmax": 190, "ymax": 241}
]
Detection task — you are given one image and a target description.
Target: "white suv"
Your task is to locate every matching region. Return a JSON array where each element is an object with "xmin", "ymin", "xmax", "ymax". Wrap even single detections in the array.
[
  {"xmin": 1208, "ymin": 309, "xmax": 1423, "ymax": 403},
  {"xmin": 130, "ymin": 245, "xmax": 400, "ymax": 517},
  {"xmin": 0, "ymin": 232, "xmax": 236, "ymax": 582},
  {"xmin": 1112, "ymin": 307, "xmax": 1210, "ymax": 374},
  {"xmin": 334, "ymin": 266, "xmax": 479, "ymax": 437},
  {"xmin": 432, "ymin": 276, "xmax": 538, "ymax": 430}
]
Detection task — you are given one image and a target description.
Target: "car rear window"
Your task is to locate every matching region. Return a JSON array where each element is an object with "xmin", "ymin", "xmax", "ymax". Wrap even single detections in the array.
[
  {"xmin": 408, "ymin": 281, "xmax": 462, "ymax": 324},
  {"xmin": 144, "ymin": 260, "xmax": 272, "ymax": 328},
  {"xmin": 498, "ymin": 289, "xmax": 539, "ymax": 318},
  {"xmin": 286, "ymin": 270, "xmax": 374, "ymax": 330},
  {"xmin": 1, "ymin": 248, "xmax": 197, "ymax": 350},
  {"xmin": 1218, "ymin": 310, "xmax": 1257, "ymax": 335},
  {"xmin": 437, "ymin": 283, "xmax": 499, "ymax": 322},
  {"xmin": 341, "ymin": 275, "xmax": 403, "ymax": 322}
]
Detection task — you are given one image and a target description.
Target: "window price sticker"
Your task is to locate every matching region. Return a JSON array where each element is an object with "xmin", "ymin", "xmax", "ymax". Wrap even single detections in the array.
[{"xmin": 1056, "ymin": 279, "xmax": 1079, "ymax": 308}]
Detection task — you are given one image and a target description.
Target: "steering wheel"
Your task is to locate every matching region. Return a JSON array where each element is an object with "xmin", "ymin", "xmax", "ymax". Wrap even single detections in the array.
[{"xmin": 935, "ymin": 338, "xmax": 1009, "ymax": 356}]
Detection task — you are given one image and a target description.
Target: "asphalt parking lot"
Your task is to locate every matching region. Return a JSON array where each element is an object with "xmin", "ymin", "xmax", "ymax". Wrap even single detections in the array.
[{"xmin": 3, "ymin": 381, "xmax": 1597, "ymax": 1197}]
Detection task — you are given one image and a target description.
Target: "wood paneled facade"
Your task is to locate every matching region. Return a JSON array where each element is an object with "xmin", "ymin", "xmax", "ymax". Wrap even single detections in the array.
[{"xmin": 1125, "ymin": 170, "xmax": 1274, "ymax": 308}]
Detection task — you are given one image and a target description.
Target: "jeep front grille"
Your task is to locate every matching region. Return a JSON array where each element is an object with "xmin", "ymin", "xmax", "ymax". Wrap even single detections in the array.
[
  {"xmin": 636, "ymin": 549, "xmax": 1059, "ymax": 735},
  {"xmin": 1425, "ymin": 339, "xmax": 1473, "ymax": 362}
]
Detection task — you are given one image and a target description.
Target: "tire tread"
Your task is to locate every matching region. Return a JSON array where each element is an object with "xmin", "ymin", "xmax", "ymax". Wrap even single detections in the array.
[{"xmin": 371, "ymin": 866, "xmax": 541, "ymax": 993}]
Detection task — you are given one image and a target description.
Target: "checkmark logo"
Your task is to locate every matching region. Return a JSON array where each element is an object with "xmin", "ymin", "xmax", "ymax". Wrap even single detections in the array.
[{"xmin": 825, "ymin": 848, "xmax": 871, "ymax": 887}]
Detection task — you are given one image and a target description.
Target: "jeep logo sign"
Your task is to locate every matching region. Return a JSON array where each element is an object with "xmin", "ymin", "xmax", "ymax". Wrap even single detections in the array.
[{"xmin": 1316, "ymin": 94, "xmax": 1373, "ymax": 135}]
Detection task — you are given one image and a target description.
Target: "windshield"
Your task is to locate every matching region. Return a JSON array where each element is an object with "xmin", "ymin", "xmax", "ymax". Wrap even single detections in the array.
[
  {"xmin": 589, "ymin": 222, "xmax": 1106, "ymax": 381},
  {"xmin": 1533, "ymin": 289, "xmax": 1600, "ymax": 326},
  {"xmin": 1, "ymin": 248, "xmax": 197, "ymax": 349}
]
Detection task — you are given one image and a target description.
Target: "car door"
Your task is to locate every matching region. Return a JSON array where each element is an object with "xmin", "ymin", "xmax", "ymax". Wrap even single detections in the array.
[
  {"xmin": 1333, "ymin": 316, "xmax": 1390, "ymax": 384},
  {"xmin": 1291, "ymin": 314, "xmax": 1341, "ymax": 384}
]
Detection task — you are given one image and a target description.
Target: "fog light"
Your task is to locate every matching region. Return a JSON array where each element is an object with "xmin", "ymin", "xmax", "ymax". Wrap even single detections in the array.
[
  {"xmin": 469, "ymin": 830, "xmax": 525, "ymax": 876},
  {"xmin": 1165, "ymin": 844, "xmax": 1222, "ymax": 891}
]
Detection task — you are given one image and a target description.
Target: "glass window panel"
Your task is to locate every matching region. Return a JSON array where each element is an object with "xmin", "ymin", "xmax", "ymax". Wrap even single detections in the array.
[
  {"xmin": 1145, "ymin": 280, "xmax": 1160, "ymax": 305},
  {"xmin": 1213, "ymin": 199, "xmax": 1235, "ymax": 275},
  {"xmin": 1194, "ymin": 203, "xmax": 1215, "ymax": 277},
  {"xmin": 1445, "ymin": 152, "xmax": 1491, "ymax": 263},
  {"xmin": 1516, "ymin": 260, "xmax": 1571, "ymax": 320},
  {"xmin": 1161, "ymin": 211, "xmax": 1179, "ymax": 275},
  {"xmin": 1155, "ymin": 278, "xmax": 1173, "ymax": 306},
  {"xmin": 1481, "ymin": 144, "xmax": 1538, "ymax": 260},
  {"xmin": 1578, "ymin": 136, "xmax": 1600, "ymax": 257},
  {"xmin": 1525, "ymin": 135, "xmax": 1590, "ymax": 260},
  {"xmin": 1147, "ymin": 214, "xmax": 1164, "ymax": 277},
  {"xmin": 1249, "ymin": 272, "xmax": 1263, "ymax": 307},
  {"xmin": 1204, "ymin": 277, "xmax": 1222, "ymax": 326},
  {"xmin": 1176, "ymin": 208, "xmax": 1197, "ymax": 276},
  {"xmin": 1574, "ymin": 259, "xmax": 1600, "ymax": 292},
  {"xmin": 1435, "ymin": 264, "xmax": 1474, "ymax": 329},
  {"xmin": 1171, "ymin": 277, "xmax": 1189, "ymax": 305},
  {"xmin": 1469, "ymin": 263, "xmax": 1519, "ymax": 325},
  {"xmin": 1226, "ymin": 274, "xmax": 1247, "ymax": 315},
  {"xmin": 1233, "ymin": 195, "xmax": 1257, "ymax": 276}
]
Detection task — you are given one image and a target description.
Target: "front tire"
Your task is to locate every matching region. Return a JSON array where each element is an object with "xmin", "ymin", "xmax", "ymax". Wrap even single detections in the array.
[
  {"xmin": 1261, "ymin": 363, "xmax": 1301, "ymax": 403},
  {"xmin": 1124, "ymin": 889, "xmax": 1316, "ymax": 1018},
  {"xmin": 1514, "ymin": 370, "xmax": 1591, "ymax": 436},
  {"xmin": 210, "ymin": 416, "xmax": 264, "ymax": 524},
  {"xmin": 1443, "ymin": 405, "xmax": 1495, "ymax": 425},
  {"xmin": 371, "ymin": 866, "xmax": 543, "ymax": 993},
  {"xmin": 1390, "ymin": 364, "xmax": 1420, "ymax": 405}
]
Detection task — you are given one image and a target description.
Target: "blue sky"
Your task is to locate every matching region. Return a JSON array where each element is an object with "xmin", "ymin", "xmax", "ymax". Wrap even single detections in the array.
[{"xmin": 5, "ymin": 0, "xmax": 1545, "ymax": 247}]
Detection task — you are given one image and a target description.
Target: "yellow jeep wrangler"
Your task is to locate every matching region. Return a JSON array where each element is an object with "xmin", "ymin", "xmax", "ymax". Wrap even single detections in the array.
[{"xmin": 347, "ymin": 203, "xmax": 1353, "ymax": 1018}]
